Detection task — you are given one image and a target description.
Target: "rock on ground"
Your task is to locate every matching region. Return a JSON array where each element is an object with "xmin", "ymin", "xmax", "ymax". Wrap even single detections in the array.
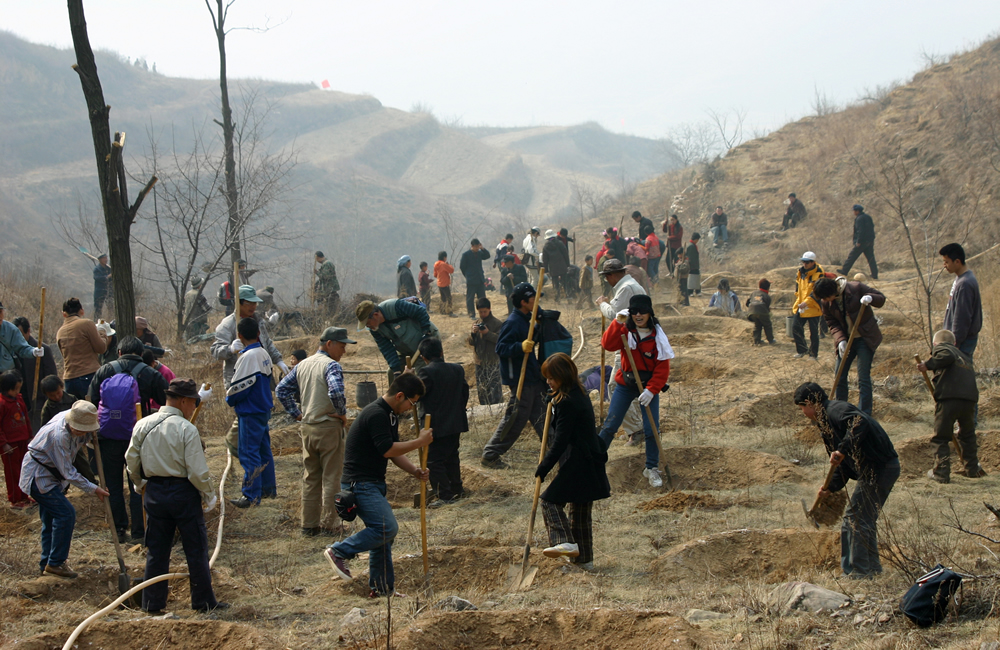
[{"xmin": 767, "ymin": 581, "xmax": 849, "ymax": 614}]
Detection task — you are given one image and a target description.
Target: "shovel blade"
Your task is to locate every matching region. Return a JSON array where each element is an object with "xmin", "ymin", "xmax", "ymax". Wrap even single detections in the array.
[
  {"xmin": 118, "ymin": 571, "xmax": 131, "ymax": 596},
  {"xmin": 800, "ymin": 499, "xmax": 819, "ymax": 529},
  {"xmin": 506, "ymin": 563, "xmax": 538, "ymax": 592}
]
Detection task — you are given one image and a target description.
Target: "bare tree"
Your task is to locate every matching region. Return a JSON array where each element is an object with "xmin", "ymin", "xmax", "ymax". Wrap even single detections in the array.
[
  {"xmin": 706, "ymin": 107, "xmax": 747, "ymax": 151},
  {"xmin": 68, "ymin": 0, "xmax": 157, "ymax": 331},
  {"xmin": 568, "ymin": 177, "xmax": 612, "ymax": 224},
  {"xmin": 664, "ymin": 121, "xmax": 720, "ymax": 166},
  {"xmin": 811, "ymin": 85, "xmax": 839, "ymax": 117}
]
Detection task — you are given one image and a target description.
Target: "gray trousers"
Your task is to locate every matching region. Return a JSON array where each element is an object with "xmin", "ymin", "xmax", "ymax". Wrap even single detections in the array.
[
  {"xmin": 841, "ymin": 457, "xmax": 899, "ymax": 578},
  {"xmin": 482, "ymin": 382, "xmax": 546, "ymax": 461}
]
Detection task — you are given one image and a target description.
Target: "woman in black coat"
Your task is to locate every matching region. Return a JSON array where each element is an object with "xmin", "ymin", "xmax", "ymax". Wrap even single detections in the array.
[{"xmin": 536, "ymin": 352, "xmax": 611, "ymax": 571}]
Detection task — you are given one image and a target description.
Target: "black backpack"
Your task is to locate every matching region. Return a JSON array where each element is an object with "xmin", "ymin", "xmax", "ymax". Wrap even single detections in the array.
[
  {"xmin": 900, "ymin": 564, "xmax": 962, "ymax": 627},
  {"xmin": 536, "ymin": 309, "xmax": 574, "ymax": 361}
]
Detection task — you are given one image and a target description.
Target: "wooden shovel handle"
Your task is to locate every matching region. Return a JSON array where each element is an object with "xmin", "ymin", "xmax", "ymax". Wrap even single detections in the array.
[
  {"xmin": 31, "ymin": 287, "xmax": 46, "ymax": 403},
  {"xmin": 809, "ymin": 463, "xmax": 839, "ymax": 512},
  {"xmin": 831, "ymin": 303, "xmax": 865, "ymax": 395},
  {"xmin": 420, "ymin": 414, "xmax": 431, "ymax": 576}
]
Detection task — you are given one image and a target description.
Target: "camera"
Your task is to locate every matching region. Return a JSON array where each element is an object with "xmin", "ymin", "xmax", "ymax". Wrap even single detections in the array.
[{"xmin": 477, "ymin": 324, "xmax": 487, "ymax": 331}]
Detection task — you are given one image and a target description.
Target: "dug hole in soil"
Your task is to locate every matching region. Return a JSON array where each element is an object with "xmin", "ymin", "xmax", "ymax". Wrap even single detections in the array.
[
  {"xmin": 383, "ymin": 464, "xmax": 517, "ymax": 507},
  {"xmin": 651, "ymin": 528, "xmax": 839, "ymax": 583},
  {"xmin": 394, "ymin": 608, "xmax": 718, "ymax": 650},
  {"xmin": 606, "ymin": 445, "xmax": 806, "ymax": 492},
  {"xmin": 895, "ymin": 430, "xmax": 1000, "ymax": 480},
  {"xmin": 17, "ymin": 620, "xmax": 278, "ymax": 650}
]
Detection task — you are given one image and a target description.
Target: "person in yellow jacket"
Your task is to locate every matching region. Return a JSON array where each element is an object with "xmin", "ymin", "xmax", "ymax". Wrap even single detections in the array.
[{"xmin": 791, "ymin": 251, "xmax": 825, "ymax": 360}]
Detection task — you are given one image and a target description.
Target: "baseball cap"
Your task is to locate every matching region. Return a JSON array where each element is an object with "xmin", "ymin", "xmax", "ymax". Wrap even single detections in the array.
[
  {"xmin": 238, "ymin": 285, "xmax": 262, "ymax": 302},
  {"xmin": 356, "ymin": 300, "xmax": 376, "ymax": 324},
  {"xmin": 320, "ymin": 327, "xmax": 357, "ymax": 344},
  {"xmin": 510, "ymin": 282, "xmax": 536, "ymax": 307},
  {"xmin": 800, "ymin": 251, "xmax": 817, "ymax": 262}
]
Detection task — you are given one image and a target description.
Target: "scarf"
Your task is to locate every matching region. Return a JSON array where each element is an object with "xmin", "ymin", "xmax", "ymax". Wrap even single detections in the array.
[{"xmin": 627, "ymin": 323, "xmax": 675, "ymax": 361}]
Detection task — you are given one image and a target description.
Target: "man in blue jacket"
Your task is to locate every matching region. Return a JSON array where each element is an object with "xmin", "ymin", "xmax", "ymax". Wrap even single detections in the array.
[
  {"xmin": 481, "ymin": 282, "xmax": 546, "ymax": 469},
  {"xmin": 225, "ymin": 318, "xmax": 275, "ymax": 508}
]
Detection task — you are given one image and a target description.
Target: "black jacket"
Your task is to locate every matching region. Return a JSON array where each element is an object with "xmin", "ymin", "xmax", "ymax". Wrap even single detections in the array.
[
  {"xmin": 685, "ymin": 242, "xmax": 700, "ymax": 274},
  {"xmin": 500, "ymin": 264, "xmax": 528, "ymax": 294},
  {"xmin": 636, "ymin": 217, "xmax": 654, "ymax": 240},
  {"xmin": 924, "ymin": 343, "xmax": 978, "ymax": 402},
  {"xmin": 538, "ymin": 387, "xmax": 611, "ymax": 504},
  {"xmin": 606, "ymin": 237, "xmax": 627, "ymax": 264},
  {"xmin": 416, "ymin": 360, "xmax": 469, "ymax": 438},
  {"xmin": 819, "ymin": 399, "xmax": 898, "ymax": 492},
  {"xmin": 397, "ymin": 266, "xmax": 417, "ymax": 298},
  {"xmin": 745, "ymin": 290, "xmax": 771, "ymax": 317},
  {"xmin": 541, "ymin": 239, "xmax": 570, "ymax": 277},
  {"xmin": 852, "ymin": 212, "xmax": 876, "ymax": 246},
  {"xmin": 460, "ymin": 248, "xmax": 491, "ymax": 285},
  {"xmin": 88, "ymin": 354, "xmax": 169, "ymax": 416}
]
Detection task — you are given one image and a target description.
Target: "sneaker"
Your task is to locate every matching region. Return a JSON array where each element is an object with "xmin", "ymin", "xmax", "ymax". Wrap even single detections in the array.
[
  {"xmin": 542, "ymin": 542, "xmax": 580, "ymax": 558},
  {"xmin": 809, "ymin": 355, "xmax": 819, "ymax": 362},
  {"xmin": 793, "ymin": 352, "xmax": 807, "ymax": 359},
  {"xmin": 643, "ymin": 467, "xmax": 663, "ymax": 488},
  {"xmin": 44, "ymin": 563, "xmax": 78, "ymax": 579},
  {"xmin": 926, "ymin": 469, "xmax": 950, "ymax": 484},
  {"xmin": 324, "ymin": 548, "xmax": 352, "ymax": 581},
  {"xmin": 116, "ymin": 528, "xmax": 128, "ymax": 544},
  {"xmin": 230, "ymin": 496, "xmax": 258, "ymax": 509},
  {"xmin": 480, "ymin": 457, "xmax": 510, "ymax": 470},
  {"xmin": 767, "ymin": 340, "xmax": 777, "ymax": 345}
]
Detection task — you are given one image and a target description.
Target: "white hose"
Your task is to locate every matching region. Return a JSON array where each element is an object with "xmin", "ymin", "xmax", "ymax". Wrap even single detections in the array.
[{"xmin": 62, "ymin": 450, "xmax": 233, "ymax": 650}]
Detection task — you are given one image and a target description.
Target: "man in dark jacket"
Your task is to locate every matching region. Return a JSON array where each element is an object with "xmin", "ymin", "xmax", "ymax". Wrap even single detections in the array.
[
  {"xmin": 459, "ymin": 239, "xmax": 491, "ymax": 318},
  {"xmin": 813, "ymin": 277, "xmax": 885, "ymax": 415},
  {"xmin": 88, "ymin": 336, "xmax": 171, "ymax": 542},
  {"xmin": 940, "ymin": 243, "xmax": 982, "ymax": 358},
  {"xmin": 745, "ymin": 279, "xmax": 775, "ymax": 345},
  {"xmin": 836, "ymin": 205, "xmax": 878, "ymax": 279},
  {"xmin": 356, "ymin": 299, "xmax": 440, "ymax": 382},
  {"xmin": 918, "ymin": 329, "xmax": 984, "ymax": 482},
  {"xmin": 541, "ymin": 230, "xmax": 571, "ymax": 302},
  {"xmin": 782, "ymin": 193, "xmax": 807, "ymax": 230},
  {"xmin": 685, "ymin": 233, "xmax": 702, "ymax": 296},
  {"xmin": 631, "ymin": 211, "xmax": 654, "ymax": 240},
  {"xmin": 467, "ymin": 297, "xmax": 503, "ymax": 405},
  {"xmin": 416, "ymin": 338, "xmax": 469, "ymax": 505},
  {"xmin": 499, "ymin": 255, "xmax": 528, "ymax": 313},
  {"xmin": 605, "ymin": 227, "xmax": 628, "ymax": 264},
  {"xmin": 481, "ymin": 282, "xmax": 546, "ymax": 469},
  {"xmin": 709, "ymin": 206, "xmax": 728, "ymax": 248},
  {"xmin": 795, "ymin": 382, "xmax": 899, "ymax": 579}
]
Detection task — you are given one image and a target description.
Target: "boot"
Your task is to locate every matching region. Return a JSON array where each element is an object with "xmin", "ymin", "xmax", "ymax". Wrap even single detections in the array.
[
  {"xmin": 927, "ymin": 457, "xmax": 950, "ymax": 484},
  {"xmin": 961, "ymin": 462, "xmax": 987, "ymax": 478}
]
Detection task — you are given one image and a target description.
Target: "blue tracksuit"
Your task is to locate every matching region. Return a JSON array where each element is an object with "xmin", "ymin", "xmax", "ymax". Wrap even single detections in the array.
[{"xmin": 226, "ymin": 343, "xmax": 275, "ymax": 501}]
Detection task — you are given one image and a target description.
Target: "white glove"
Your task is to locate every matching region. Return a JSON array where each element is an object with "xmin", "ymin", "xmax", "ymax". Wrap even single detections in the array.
[
  {"xmin": 797, "ymin": 304, "xmax": 807, "ymax": 314},
  {"xmin": 203, "ymin": 494, "xmax": 218, "ymax": 513},
  {"xmin": 838, "ymin": 341, "xmax": 847, "ymax": 356},
  {"xmin": 277, "ymin": 361, "xmax": 290, "ymax": 374},
  {"xmin": 638, "ymin": 389, "xmax": 654, "ymax": 407},
  {"xmin": 616, "ymin": 309, "xmax": 629, "ymax": 324},
  {"xmin": 268, "ymin": 312, "xmax": 280, "ymax": 326},
  {"xmin": 198, "ymin": 385, "xmax": 213, "ymax": 402},
  {"xmin": 162, "ymin": 348, "xmax": 173, "ymax": 356},
  {"xmin": 96, "ymin": 322, "xmax": 113, "ymax": 336},
  {"xmin": 229, "ymin": 339, "xmax": 245, "ymax": 354},
  {"xmin": 31, "ymin": 347, "xmax": 44, "ymax": 358},
  {"xmin": 860, "ymin": 295, "xmax": 873, "ymax": 305}
]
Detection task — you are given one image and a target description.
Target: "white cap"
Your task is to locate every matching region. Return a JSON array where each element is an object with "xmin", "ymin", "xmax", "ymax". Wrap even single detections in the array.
[
  {"xmin": 544, "ymin": 229, "xmax": 557, "ymax": 239},
  {"xmin": 800, "ymin": 251, "xmax": 817, "ymax": 262}
]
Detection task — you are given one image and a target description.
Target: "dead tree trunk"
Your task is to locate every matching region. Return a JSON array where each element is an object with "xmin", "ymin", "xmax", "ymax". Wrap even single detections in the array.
[{"xmin": 67, "ymin": 0, "xmax": 156, "ymax": 332}]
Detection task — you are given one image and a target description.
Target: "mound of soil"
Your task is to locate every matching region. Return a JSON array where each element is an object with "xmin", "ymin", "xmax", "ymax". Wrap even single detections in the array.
[
  {"xmin": 17, "ymin": 620, "xmax": 278, "ymax": 650},
  {"xmin": 794, "ymin": 425, "xmax": 823, "ymax": 444},
  {"xmin": 662, "ymin": 315, "xmax": 751, "ymax": 337},
  {"xmin": 650, "ymin": 528, "xmax": 839, "ymax": 583},
  {"xmin": 669, "ymin": 358, "xmax": 743, "ymax": 381},
  {"xmin": 972, "ymin": 430, "xmax": 1000, "ymax": 470},
  {"xmin": 719, "ymin": 392, "xmax": 801, "ymax": 427},
  {"xmin": 897, "ymin": 431, "xmax": 1000, "ymax": 480},
  {"xmin": 637, "ymin": 492, "xmax": 723, "ymax": 512},
  {"xmin": 384, "ymin": 465, "xmax": 517, "ymax": 507},
  {"xmin": 606, "ymin": 446, "xmax": 805, "ymax": 492},
  {"xmin": 669, "ymin": 333, "xmax": 700, "ymax": 347},
  {"xmin": 872, "ymin": 399, "xmax": 918, "ymax": 423},
  {"xmin": 17, "ymin": 562, "xmax": 143, "ymax": 606},
  {"xmin": 394, "ymin": 608, "xmax": 717, "ymax": 650}
]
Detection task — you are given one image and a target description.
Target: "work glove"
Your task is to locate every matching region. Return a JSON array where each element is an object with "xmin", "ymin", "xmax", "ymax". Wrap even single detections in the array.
[
  {"xmin": 860, "ymin": 295, "xmax": 873, "ymax": 306},
  {"xmin": 838, "ymin": 341, "xmax": 847, "ymax": 356},
  {"xmin": 162, "ymin": 348, "xmax": 173, "ymax": 356},
  {"xmin": 521, "ymin": 340, "xmax": 535, "ymax": 354},
  {"xmin": 534, "ymin": 465, "xmax": 549, "ymax": 480},
  {"xmin": 268, "ymin": 312, "xmax": 280, "ymax": 326},
  {"xmin": 203, "ymin": 494, "xmax": 218, "ymax": 513},
  {"xmin": 616, "ymin": 309, "xmax": 629, "ymax": 324},
  {"xmin": 31, "ymin": 347, "xmax": 44, "ymax": 358},
  {"xmin": 277, "ymin": 361, "xmax": 290, "ymax": 374},
  {"xmin": 796, "ymin": 303, "xmax": 807, "ymax": 314},
  {"xmin": 198, "ymin": 384, "xmax": 213, "ymax": 402},
  {"xmin": 638, "ymin": 389, "xmax": 654, "ymax": 407},
  {"xmin": 229, "ymin": 339, "xmax": 245, "ymax": 354},
  {"xmin": 96, "ymin": 322, "xmax": 113, "ymax": 336}
]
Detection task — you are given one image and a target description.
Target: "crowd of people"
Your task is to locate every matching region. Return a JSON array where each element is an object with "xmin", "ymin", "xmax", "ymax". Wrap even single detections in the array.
[{"xmin": 0, "ymin": 192, "xmax": 988, "ymax": 611}]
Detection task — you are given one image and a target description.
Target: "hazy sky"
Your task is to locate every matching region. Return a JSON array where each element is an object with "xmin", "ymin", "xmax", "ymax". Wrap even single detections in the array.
[{"xmin": 3, "ymin": 1, "xmax": 999, "ymax": 138}]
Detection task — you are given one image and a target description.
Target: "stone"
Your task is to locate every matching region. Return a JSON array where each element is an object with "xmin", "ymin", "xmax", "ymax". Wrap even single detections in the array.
[
  {"xmin": 480, "ymin": 600, "xmax": 498, "ymax": 610},
  {"xmin": 768, "ymin": 581, "xmax": 850, "ymax": 614},
  {"xmin": 340, "ymin": 607, "xmax": 367, "ymax": 628},
  {"xmin": 684, "ymin": 609, "xmax": 730, "ymax": 623},
  {"xmin": 434, "ymin": 596, "xmax": 477, "ymax": 612},
  {"xmin": 980, "ymin": 643, "xmax": 1000, "ymax": 650}
]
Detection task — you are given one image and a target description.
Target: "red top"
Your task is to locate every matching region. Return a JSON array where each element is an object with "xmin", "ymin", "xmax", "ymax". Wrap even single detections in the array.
[
  {"xmin": 0, "ymin": 393, "xmax": 31, "ymax": 444},
  {"xmin": 664, "ymin": 222, "xmax": 683, "ymax": 249},
  {"xmin": 601, "ymin": 320, "xmax": 670, "ymax": 393},
  {"xmin": 594, "ymin": 243, "xmax": 609, "ymax": 267}
]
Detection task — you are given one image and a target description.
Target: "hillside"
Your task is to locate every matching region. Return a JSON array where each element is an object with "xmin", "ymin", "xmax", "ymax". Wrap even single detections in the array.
[{"xmin": 0, "ymin": 30, "xmax": 669, "ymax": 298}]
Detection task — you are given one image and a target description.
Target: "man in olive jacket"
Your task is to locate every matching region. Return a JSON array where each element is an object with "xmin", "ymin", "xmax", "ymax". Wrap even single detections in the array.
[
  {"xmin": 917, "ymin": 329, "xmax": 984, "ymax": 482},
  {"xmin": 836, "ymin": 204, "xmax": 878, "ymax": 280},
  {"xmin": 813, "ymin": 277, "xmax": 885, "ymax": 415}
]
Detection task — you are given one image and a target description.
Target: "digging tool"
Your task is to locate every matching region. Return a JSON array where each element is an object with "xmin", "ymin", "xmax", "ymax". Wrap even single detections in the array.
[
  {"xmin": 801, "ymin": 463, "xmax": 838, "ymax": 529},
  {"xmin": 620, "ymin": 334, "xmax": 674, "ymax": 490},
  {"xmin": 830, "ymin": 303, "xmax": 866, "ymax": 397},
  {"xmin": 498, "ymin": 269, "xmax": 546, "ymax": 442},
  {"xmin": 599, "ymin": 314, "xmax": 606, "ymax": 423},
  {"xmin": 31, "ymin": 287, "xmax": 46, "ymax": 404},
  {"xmin": 507, "ymin": 400, "xmax": 554, "ymax": 592},
  {"xmin": 92, "ymin": 432, "xmax": 131, "ymax": 595},
  {"xmin": 134, "ymin": 403, "xmax": 146, "ymax": 534},
  {"xmin": 419, "ymin": 414, "xmax": 432, "ymax": 590},
  {"xmin": 191, "ymin": 383, "xmax": 211, "ymax": 424},
  {"xmin": 914, "ymin": 354, "xmax": 966, "ymax": 467}
]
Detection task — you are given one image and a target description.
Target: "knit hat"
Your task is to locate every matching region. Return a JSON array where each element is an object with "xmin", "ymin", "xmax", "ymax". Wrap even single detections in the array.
[
  {"xmin": 65, "ymin": 400, "xmax": 100, "ymax": 432},
  {"xmin": 191, "ymin": 277, "xmax": 204, "ymax": 289},
  {"xmin": 397, "ymin": 255, "xmax": 411, "ymax": 268},
  {"xmin": 758, "ymin": 278, "xmax": 771, "ymax": 291},
  {"xmin": 628, "ymin": 294, "xmax": 654, "ymax": 315}
]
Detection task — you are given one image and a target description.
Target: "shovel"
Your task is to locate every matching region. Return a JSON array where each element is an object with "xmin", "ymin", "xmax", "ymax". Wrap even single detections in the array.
[
  {"xmin": 418, "ymin": 414, "xmax": 432, "ymax": 594},
  {"xmin": 801, "ymin": 463, "xmax": 838, "ymax": 528},
  {"xmin": 830, "ymin": 303, "xmax": 865, "ymax": 396},
  {"xmin": 620, "ymin": 334, "xmax": 674, "ymax": 490},
  {"xmin": 498, "ymin": 269, "xmax": 546, "ymax": 442},
  {"xmin": 507, "ymin": 400, "xmax": 553, "ymax": 592},
  {"xmin": 31, "ymin": 287, "xmax": 46, "ymax": 405},
  {"xmin": 92, "ymin": 432, "xmax": 131, "ymax": 596},
  {"xmin": 914, "ymin": 354, "xmax": 966, "ymax": 467},
  {"xmin": 599, "ymin": 314, "xmax": 606, "ymax": 423}
]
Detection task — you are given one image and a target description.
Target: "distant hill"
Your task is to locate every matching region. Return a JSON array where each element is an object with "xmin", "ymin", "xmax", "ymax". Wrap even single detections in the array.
[{"xmin": 0, "ymin": 31, "xmax": 672, "ymax": 298}]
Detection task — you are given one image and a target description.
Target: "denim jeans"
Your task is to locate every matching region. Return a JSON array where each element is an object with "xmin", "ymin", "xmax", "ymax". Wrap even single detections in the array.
[
  {"xmin": 835, "ymin": 338, "xmax": 875, "ymax": 415},
  {"xmin": 30, "ymin": 480, "xmax": 76, "ymax": 571},
  {"xmin": 710, "ymin": 224, "xmax": 728, "ymax": 245},
  {"xmin": 96, "ymin": 437, "xmax": 145, "ymax": 538},
  {"xmin": 64, "ymin": 373, "xmax": 95, "ymax": 402},
  {"xmin": 646, "ymin": 257, "xmax": 661, "ymax": 281},
  {"xmin": 332, "ymin": 481, "xmax": 398, "ymax": 594},
  {"xmin": 842, "ymin": 458, "xmax": 899, "ymax": 578},
  {"xmin": 597, "ymin": 382, "xmax": 659, "ymax": 469}
]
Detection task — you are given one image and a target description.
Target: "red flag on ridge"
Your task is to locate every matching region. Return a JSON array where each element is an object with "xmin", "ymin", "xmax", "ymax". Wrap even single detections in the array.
[{"xmin": 321, "ymin": 79, "xmax": 331, "ymax": 89}]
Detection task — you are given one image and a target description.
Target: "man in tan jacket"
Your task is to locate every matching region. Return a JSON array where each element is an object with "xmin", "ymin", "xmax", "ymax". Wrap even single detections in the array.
[
  {"xmin": 276, "ymin": 327, "xmax": 355, "ymax": 536},
  {"xmin": 55, "ymin": 297, "xmax": 110, "ymax": 399}
]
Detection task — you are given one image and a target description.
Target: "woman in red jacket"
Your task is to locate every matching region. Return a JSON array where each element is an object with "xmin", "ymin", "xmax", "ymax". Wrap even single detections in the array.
[
  {"xmin": 662, "ymin": 214, "xmax": 683, "ymax": 274},
  {"xmin": 598, "ymin": 295, "xmax": 674, "ymax": 487}
]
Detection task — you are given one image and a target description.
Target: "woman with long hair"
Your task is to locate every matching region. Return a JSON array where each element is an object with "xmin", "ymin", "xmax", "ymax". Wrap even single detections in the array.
[
  {"xmin": 536, "ymin": 353, "xmax": 610, "ymax": 571},
  {"xmin": 597, "ymin": 295, "xmax": 673, "ymax": 487}
]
